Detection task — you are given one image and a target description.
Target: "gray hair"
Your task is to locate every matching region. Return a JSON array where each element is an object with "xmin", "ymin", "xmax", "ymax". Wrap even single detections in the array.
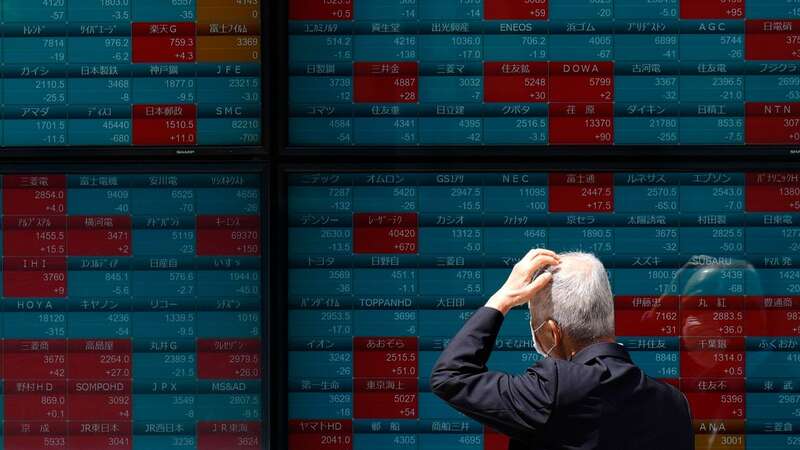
[{"xmin": 529, "ymin": 252, "xmax": 615, "ymax": 343}]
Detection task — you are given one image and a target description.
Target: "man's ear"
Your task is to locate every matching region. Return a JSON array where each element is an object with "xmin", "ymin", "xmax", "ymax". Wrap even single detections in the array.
[{"xmin": 548, "ymin": 319, "xmax": 560, "ymax": 345}]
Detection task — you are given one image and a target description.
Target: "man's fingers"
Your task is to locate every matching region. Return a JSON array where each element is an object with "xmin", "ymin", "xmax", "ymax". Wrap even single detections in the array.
[
  {"xmin": 518, "ymin": 254, "xmax": 559, "ymax": 282},
  {"xmin": 514, "ymin": 249, "xmax": 558, "ymax": 278},
  {"xmin": 525, "ymin": 271, "xmax": 553, "ymax": 296},
  {"xmin": 521, "ymin": 248, "xmax": 540, "ymax": 261},
  {"xmin": 516, "ymin": 248, "xmax": 558, "ymax": 268},
  {"xmin": 524, "ymin": 248, "xmax": 558, "ymax": 262}
]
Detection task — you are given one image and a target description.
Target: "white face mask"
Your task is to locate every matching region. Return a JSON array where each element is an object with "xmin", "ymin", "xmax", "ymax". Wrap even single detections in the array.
[{"xmin": 531, "ymin": 320, "xmax": 557, "ymax": 358}]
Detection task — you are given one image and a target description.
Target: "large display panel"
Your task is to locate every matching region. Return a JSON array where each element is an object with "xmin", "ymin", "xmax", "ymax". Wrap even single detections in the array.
[
  {"xmin": 0, "ymin": 170, "xmax": 265, "ymax": 449},
  {"xmin": 288, "ymin": 170, "xmax": 800, "ymax": 450},
  {"xmin": 288, "ymin": 1, "xmax": 800, "ymax": 148},
  {"xmin": 0, "ymin": 1, "xmax": 262, "ymax": 148}
]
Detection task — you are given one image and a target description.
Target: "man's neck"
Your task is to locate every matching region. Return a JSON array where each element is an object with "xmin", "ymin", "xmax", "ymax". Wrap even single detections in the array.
[{"xmin": 563, "ymin": 336, "xmax": 616, "ymax": 360}]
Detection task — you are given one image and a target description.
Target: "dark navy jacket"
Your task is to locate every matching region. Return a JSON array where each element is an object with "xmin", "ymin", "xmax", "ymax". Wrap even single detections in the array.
[{"xmin": 430, "ymin": 307, "xmax": 694, "ymax": 450}]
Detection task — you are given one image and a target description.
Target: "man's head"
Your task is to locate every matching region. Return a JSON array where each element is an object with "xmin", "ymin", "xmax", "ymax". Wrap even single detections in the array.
[{"xmin": 528, "ymin": 252, "xmax": 615, "ymax": 360}]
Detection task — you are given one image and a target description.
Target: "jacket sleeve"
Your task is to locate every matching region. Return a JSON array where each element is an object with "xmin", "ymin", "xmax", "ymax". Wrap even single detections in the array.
[
  {"xmin": 682, "ymin": 392, "xmax": 696, "ymax": 450},
  {"xmin": 429, "ymin": 306, "xmax": 557, "ymax": 441}
]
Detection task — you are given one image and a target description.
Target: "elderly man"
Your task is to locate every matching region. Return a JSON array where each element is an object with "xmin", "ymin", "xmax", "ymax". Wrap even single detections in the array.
[{"xmin": 430, "ymin": 249, "xmax": 694, "ymax": 450}]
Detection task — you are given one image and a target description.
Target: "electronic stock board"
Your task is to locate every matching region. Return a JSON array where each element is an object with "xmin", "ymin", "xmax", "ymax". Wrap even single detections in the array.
[
  {"xmin": 288, "ymin": 1, "xmax": 800, "ymax": 148},
  {"xmin": 0, "ymin": 0, "xmax": 262, "ymax": 148},
  {"xmin": 289, "ymin": 170, "xmax": 800, "ymax": 450},
  {"xmin": 0, "ymin": 2, "xmax": 270, "ymax": 450},
  {"xmin": 0, "ymin": 171, "xmax": 265, "ymax": 450}
]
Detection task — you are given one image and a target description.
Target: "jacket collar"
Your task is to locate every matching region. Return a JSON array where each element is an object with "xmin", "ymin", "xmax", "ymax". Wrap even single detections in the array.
[{"xmin": 570, "ymin": 342, "xmax": 632, "ymax": 365}]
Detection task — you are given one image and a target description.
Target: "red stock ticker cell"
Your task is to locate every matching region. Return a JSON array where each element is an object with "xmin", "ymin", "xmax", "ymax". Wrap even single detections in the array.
[
  {"xmin": 680, "ymin": 348, "xmax": 745, "ymax": 379},
  {"xmin": 549, "ymin": 62, "xmax": 614, "ymax": 103},
  {"xmin": 680, "ymin": 0, "xmax": 744, "ymax": 19},
  {"xmin": 484, "ymin": 62, "xmax": 548, "ymax": 103},
  {"xmin": 353, "ymin": 337, "xmax": 418, "ymax": 378},
  {"xmin": 289, "ymin": 420, "xmax": 352, "ymax": 450},
  {"xmin": 680, "ymin": 337, "xmax": 746, "ymax": 379},
  {"xmin": 67, "ymin": 216, "xmax": 132, "ymax": 256},
  {"xmin": 353, "ymin": 213, "xmax": 418, "ymax": 254},
  {"xmin": 68, "ymin": 380, "xmax": 132, "ymax": 421},
  {"xmin": 614, "ymin": 296, "xmax": 680, "ymax": 337},
  {"xmin": 4, "ymin": 340, "xmax": 66, "ymax": 380},
  {"xmin": 3, "ymin": 216, "xmax": 66, "ymax": 258},
  {"xmin": 484, "ymin": 0, "xmax": 548, "ymax": 20},
  {"xmin": 196, "ymin": 215, "xmax": 261, "ymax": 256},
  {"xmin": 3, "ymin": 175, "xmax": 66, "ymax": 216},
  {"xmin": 743, "ymin": 296, "xmax": 800, "ymax": 336},
  {"xmin": 745, "ymin": 172, "xmax": 800, "ymax": 212},
  {"xmin": 131, "ymin": 22, "xmax": 196, "ymax": 63},
  {"xmin": 746, "ymin": 21, "xmax": 800, "ymax": 60},
  {"xmin": 681, "ymin": 378, "xmax": 746, "ymax": 420},
  {"xmin": 3, "ymin": 257, "xmax": 66, "ymax": 298},
  {"xmin": 132, "ymin": 104, "xmax": 197, "ymax": 146},
  {"xmin": 549, "ymin": 103, "xmax": 615, "ymax": 145},
  {"xmin": 548, "ymin": 173, "xmax": 614, "ymax": 213},
  {"xmin": 353, "ymin": 62, "xmax": 419, "ymax": 103},
  {"xmin": 198, "ymin": 422, "xmax": 262, "ymax": 450},
  {"xmin": 4, "ymin": 380, "xmax": 67, "ymax": 420},
  {"xmin": 289, "ymin": 0, "xmax": 353, "ymax": 20},
  {"xmin": 679, "ymin": 296, "xmax": 745, "ymax": 339},
  {"xmin": 353, "ymin": 377, "xmax": 418, "ymax": 419},
  {"xmin": 745, "ymin": 103, "xmax": 800, "ymax": 145},
  {"xmin": 67, "ymin": 339, "xmax": 132, "ymax": 379},
  {"xmin": 197, "ymin": 339, "xmax": 261, "ymax": 380},
  {"xmin": 69, "ymin": 422, "xmax": 132, "ymax": 450},
  {"xmin": 684, "ymin": 393, "xmax": 745, "ymax": 420},
  {"xmin": 4, "ymin": 421, "xmax": 70, "ymax": 450}
]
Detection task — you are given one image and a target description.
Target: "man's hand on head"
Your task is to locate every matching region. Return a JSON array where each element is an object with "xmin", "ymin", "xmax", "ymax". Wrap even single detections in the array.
[{"xmin": 485, "ymin": 249, "xmax": 560, "ymax": 315}]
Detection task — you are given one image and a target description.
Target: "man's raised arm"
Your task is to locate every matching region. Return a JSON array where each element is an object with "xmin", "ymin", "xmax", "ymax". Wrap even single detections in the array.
[{"xmin": 429, "ymin": 250, "xmax": 560, "ymax": 440}]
